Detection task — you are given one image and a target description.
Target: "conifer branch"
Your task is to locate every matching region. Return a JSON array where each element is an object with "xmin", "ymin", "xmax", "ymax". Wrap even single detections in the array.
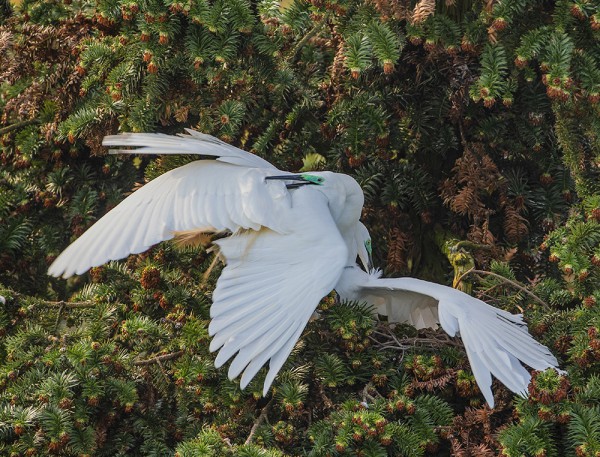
[{"xmin": 1, "ymin": 0, "xmax": 595, "ymax": 454}]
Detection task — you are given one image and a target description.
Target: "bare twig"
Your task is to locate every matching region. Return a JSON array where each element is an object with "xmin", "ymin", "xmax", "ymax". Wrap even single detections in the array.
[
  {"xmin": 3, "ymin": 289, "xmax": 97, "ymax": 309},
  {"xmin": 318, "ymin": 383, "xmax": 334, "ymax": 410},
  {"xmin": 452, "ymin": 240, "xmax": 494, "ymax": 252},
  {"xmin": 54, "ymin": 303, "xmax": 65, "ymax": 331},
  {"xmin": 201, "ymin": 253, "xmax": 220, "ymax": 286},
  {"xmin": 133, "ymin": 350, "xmax": 185, "ymax": 366},
  {"xmin": 479, "ymin": 284, "xmax": 524, "ymax": 313},
  {"xmin": 369, "ymin": 324, "xmax": 464, "ymax": 357},
  {"xmin": 154, "ymin": 355, "xmax": 171, "ymax": 384},
  {"xmin": 362, "ymin": 383, "xmax": 377, "ymax": 404},
  {"xmin": 42, "ymin": 300, "xmax": 96, "ymax": 309},
  {"xmin": 454, "ymin": 267, "xmax": 475, "ymax": 289},
  {"xmin": 245, "ymin": 399, "xmax": 272, "ymax": 445},
  {"xmin": 290, "ymin": 17, "xmax": 328, "ymax": 61},
  {"xmin": 0, "ymin": 119, "xmax": 39, "ymax": 135},
  {"xmin": 361, "ymin": 382, "xmax": 384, "ymax": 404},
  {"xmin": 8, "ymin": 290, "xmax": 96, "ymax": 309},
  {"xmin": 459, "ymin": 269, "xmax": 549, "ymax": 309}
]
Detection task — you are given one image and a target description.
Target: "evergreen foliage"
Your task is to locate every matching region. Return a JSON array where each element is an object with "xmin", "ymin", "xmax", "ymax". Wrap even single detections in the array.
[{"xmin": 1, "ymin": 0, "xmax": 600, "ymax": 454}]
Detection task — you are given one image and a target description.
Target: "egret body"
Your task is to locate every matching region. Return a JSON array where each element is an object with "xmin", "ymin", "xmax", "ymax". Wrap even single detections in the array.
[{"xmin": 49, "ymin": 130, "xmax": 560, "ymax": 406}]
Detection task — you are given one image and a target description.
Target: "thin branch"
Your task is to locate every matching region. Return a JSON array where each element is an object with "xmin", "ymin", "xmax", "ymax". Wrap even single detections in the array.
[
  {"xmin": 362, "ymin": 383, "xmax": 377, "ymax": 404},
  {"xmin": 318, "ymin": 383, "xmax": 334, "ymax": 410},
  {"xmin": 201, "ymin": 253, "xmax": 220, "ymax": 287},
  {"xmin": 42, "ymin": 300, "xmax": 96, "ymax": 309},
  {"xmin": 54, "ymin": 303, "xmax": 65, "ymax": 331},
  {"xmin": 5, "ymin": 290, "xmax": 96, "ymax": 309},
  {"xmin": 454, "ymin": 267, "xmax": 475, "ymax": 289},
  {"xmin": 369, "ymin": 325, "xmax": 464, "ymax": 357},
  {"xmin": 361, "ymin": 382, "xmax": 384, "ymax": 404},
  {"xmin": 452, "ymin": 240, "xmax": 493, "ymax": 251},
  {"xmin": 0, "ymin": 119, "xmax": 39, "ymax": 135},
  {"xmin": 463, "ymin": 269, "xmax": 550, "ymax": 310},
  {"xmin": 245, "ymin": 399, "xmax": 272, "ymax": 445},
  {"xmin": 154, "ymin": 354, "xmax": 171, "ymax": 383},
  {"xmin": 479, "ymin": 284, "xmax": 525, "ymax": 313},
  {"xmin": 133, "ymin": 350, "xmax": 185, "ymax": 366},
  {"xmin": 290, "ymin": 17, "xmax": 328, "ymax": 61}
]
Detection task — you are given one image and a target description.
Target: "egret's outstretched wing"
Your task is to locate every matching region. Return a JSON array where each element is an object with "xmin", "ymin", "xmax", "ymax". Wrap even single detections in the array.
[
  {"xmin": 103, "ymin": 129, "xmax": 276, "ymax": 170},
  {"xmin": 209, "ymin": 189, "xmax": 348, "ymax": 395},
  {"xmin": 48, "ymin": 161, "xmax": 290, "ymax": 278},
  {"xmin": 337, "ymin": 268, "xmax": 559, "ymax": 407}
]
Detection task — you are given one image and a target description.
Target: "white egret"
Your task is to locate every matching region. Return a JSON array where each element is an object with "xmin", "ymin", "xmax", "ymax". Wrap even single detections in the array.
[{"xmin": 48, "ymin": 130, "xmax": 559, "ymax": 406}]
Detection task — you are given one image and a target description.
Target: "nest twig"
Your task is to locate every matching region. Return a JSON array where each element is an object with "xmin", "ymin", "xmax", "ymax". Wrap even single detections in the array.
[{"xmin": 369, "ymin": 324, "xmax": 464, "ymax": 361}]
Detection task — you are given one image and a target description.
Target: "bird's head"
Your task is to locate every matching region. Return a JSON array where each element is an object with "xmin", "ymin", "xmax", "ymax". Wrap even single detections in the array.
[{"xmin": 355, "ymin": 222, "xmax": 373, "ymax": 271}]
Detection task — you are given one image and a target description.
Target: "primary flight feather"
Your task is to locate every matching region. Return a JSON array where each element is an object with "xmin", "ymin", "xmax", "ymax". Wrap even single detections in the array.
[{"xmin": 48, "ymin": 130, "xmax": 560, "ymax": 405}]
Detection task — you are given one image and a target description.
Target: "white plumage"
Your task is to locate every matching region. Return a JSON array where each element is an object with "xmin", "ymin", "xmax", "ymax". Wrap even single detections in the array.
[
  {"xmin": 335, "ymin": 267, "xmax": 559, "ymax": 407},
  {"xmin": 48, "ymin": 130, "xmax": 560, "ymax": 406}
]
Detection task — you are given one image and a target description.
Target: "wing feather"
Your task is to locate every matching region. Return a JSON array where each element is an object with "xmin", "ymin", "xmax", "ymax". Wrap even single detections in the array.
[
  {"xmin": 238, "ymin": 324, "xmax": 300, "ymax": 390},
  {"xmin": 487, "ymin": 318, "xmax": 555, "ymax": 370},
  {"xmin": 102, "ymin": 129, "xmax": 276, "ymax": 170},
  {"xmin": 227, "ymin": 320, "xmax": 294, "ymax": 379},
  {"xmin": 210, "ymin": 302, "xmax": 285, "ymax": 350},
  {"xmin": 210, "ymin": 289, "xmax": 275, "ymax": 319},
  {"xmin": 463, "ymin": 325, "xmax": 524, "ymax": 394},
  {"xmin": 336, "ymin": 269, "xmax": 560, "ymax": 407},
  {"xmin": 215, "ymin": 311, "xmax": 287, "ymax": 368},
  {"xmin": 48, "ymin": 161, "xmax": 290, "ymax": 278},
  {"xmin": 459, "ymin": 325, "xmax": 494, "ymax": 404},
  {"xmin": 209, "ymin": 189, "xmax": 348, "ymax": 394},
  {"xmin": 262, "ymin": 325, "xmax": 306, "ymax": 394}
]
